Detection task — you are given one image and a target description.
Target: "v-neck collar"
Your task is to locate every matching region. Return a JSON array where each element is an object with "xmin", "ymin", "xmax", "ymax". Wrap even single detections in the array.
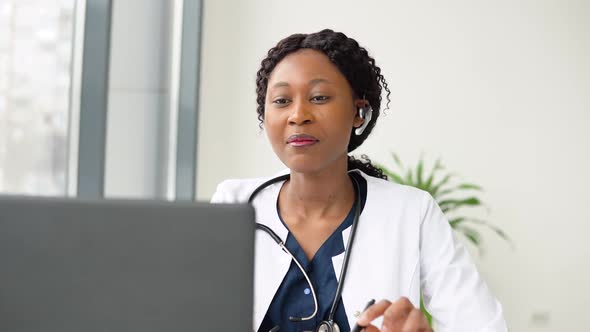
[
  {"xmin": 273, "ymin": 172, "xmax": 365, "ymax": 265},
  {"xmin": 252, "ymin": 169, "xmax": 371, "ymax": 330},
  {"xmin": 277, "ymin": 200, "xmax": 357, "ymax": 267}
]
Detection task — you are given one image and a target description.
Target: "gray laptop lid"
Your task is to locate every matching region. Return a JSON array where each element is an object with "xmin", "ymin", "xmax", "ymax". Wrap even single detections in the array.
[{"xmin": 0, "ymin": 196, "xmax": 254, "ymax": 332}]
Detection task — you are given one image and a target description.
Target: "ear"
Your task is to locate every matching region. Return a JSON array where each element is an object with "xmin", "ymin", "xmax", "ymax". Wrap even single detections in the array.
[{"xmin": 353, "ymin": 99, "xmax": 370, "ymax": 128}]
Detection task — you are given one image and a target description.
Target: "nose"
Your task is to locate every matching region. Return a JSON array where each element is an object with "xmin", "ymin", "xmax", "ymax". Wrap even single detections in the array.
[{"xmin": 288, "ymin": 100, "xmax": 313, "ymax": 126}]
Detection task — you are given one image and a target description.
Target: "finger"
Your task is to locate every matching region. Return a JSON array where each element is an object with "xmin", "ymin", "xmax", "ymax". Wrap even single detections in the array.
[
  {"xmin": 356, "ymin": 299, "xmax": 392, "ymax": 326},
  {"xmin": 360, "ymin": 324, "xmax": 380, "ymax": 332},
  {"xmin": 402, "ymin": 308, "xmax": 432, "ymax": 332},
  {"xmin": 381, "ymin": 297, "xmax": 414, "ymax": 332}
]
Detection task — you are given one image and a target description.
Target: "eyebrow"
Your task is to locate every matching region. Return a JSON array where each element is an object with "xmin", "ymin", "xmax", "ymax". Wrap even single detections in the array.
[{"xmin": 271, "ymin": 78, "xmax": 332, "ymax": 89}]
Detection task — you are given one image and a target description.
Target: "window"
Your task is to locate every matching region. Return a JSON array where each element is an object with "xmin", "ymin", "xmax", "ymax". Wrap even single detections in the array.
[{"xmin": 0, "ymin": 0, "xmax": 76, "ymax": 195}]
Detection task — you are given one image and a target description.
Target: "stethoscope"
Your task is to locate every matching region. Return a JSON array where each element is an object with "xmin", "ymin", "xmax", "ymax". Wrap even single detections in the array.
[{"xmin": 248, "ymin": 172, "xmax": 362, "ymax": 332}]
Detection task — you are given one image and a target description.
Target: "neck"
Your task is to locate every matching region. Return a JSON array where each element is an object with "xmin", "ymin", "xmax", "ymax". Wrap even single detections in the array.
[{"xmin": 281, "ymin": 159, "xmax": 355, "ymax": 220}]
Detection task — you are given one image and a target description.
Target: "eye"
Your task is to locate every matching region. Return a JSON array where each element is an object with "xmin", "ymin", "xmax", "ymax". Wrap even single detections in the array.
[
  {"xmin": 272, "ymin": 98, "xmax": 291, "ymax": 105},
  {"xmin": 311, "ymin": 95, "xmax": 330, "ymax": 103}
]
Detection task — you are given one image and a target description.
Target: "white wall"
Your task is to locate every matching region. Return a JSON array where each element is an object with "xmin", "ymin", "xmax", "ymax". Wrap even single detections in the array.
[{"xmin": 197, "ymin": 0, "xmax": 590, "ymax": 330}]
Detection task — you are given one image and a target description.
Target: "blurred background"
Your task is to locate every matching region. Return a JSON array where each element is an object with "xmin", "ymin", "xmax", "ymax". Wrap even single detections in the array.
[{"xmin": 0, "ymin": 0, "xmax": 588, "ymax": 330}]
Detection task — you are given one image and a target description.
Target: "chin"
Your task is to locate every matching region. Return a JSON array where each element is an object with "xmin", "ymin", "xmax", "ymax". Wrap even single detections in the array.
[
  {"xmin": 279, "ymin": 155, "xmax": 318, "ymax": 174},
  {"xmin": 282, "ymin": 155, "xmax": 343, "ymax": 175},
  {"xmin": 284, "ymin": 163, "xmax": 317, "ymax": 175}
]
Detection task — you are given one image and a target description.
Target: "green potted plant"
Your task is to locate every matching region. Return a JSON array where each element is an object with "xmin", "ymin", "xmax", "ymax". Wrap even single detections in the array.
[{"xmin": 375, "ymin": 152, "xmax": 511, "ymax": 326}]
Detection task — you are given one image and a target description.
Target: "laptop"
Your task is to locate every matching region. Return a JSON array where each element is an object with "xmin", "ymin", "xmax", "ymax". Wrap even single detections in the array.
[{"xmin": 0, "ymin": 195, "xmax": 254, "ymax": 332}]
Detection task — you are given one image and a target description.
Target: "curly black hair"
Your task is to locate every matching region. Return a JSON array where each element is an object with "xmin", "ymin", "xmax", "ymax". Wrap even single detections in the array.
[{"xmin": 255, "ymin": 29, "xmax": 391, "ymax": 179}]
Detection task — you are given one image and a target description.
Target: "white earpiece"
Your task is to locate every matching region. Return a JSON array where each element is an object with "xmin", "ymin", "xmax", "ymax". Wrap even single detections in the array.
[{"xmin": 355, "ymin": 106, "xmax": 373, "ymax": 135}]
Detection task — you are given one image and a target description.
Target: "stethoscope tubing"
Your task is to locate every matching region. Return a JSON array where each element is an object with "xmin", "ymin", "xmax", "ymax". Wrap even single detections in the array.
[{"xmin": 249, "ymin": 171, "xmax": 362, "ymax": 328}]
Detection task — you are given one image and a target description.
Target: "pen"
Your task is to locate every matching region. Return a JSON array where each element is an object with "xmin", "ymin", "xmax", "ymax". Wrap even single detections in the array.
[{"xmin": 351, "ymin": 299, "xmax": 376, "ymax": 332}]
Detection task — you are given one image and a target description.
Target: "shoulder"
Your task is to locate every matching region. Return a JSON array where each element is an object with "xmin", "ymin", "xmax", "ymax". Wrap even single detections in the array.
[
  {"xmin": 210, "ymin": 178, "xmax": 268, "ymax": 204},
  {"xmin": 358, "ymin": 171, "xmax": 436, "ymax": 228},
  {"xmin": 361, "ymin": 171, "xmax": 431, "ymax": 208},
  {"xmin": 210, "ymin": 169, "xmax": 289, "ymax": 204}
]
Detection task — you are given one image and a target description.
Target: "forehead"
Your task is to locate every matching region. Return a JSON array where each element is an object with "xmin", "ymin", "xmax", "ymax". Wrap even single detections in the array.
[{"xmin": 267, "ymin": 49, "xmax": 349, "ymax": 89}]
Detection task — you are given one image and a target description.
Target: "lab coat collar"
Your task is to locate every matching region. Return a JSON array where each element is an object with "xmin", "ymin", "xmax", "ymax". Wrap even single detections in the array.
[
  {"xmin": 251, "ymin": 175, "xmax": 289, "ymax": 328},
  {"xmin": 253, "ymin": 168, "xmax": 373, "ymax": 329}
]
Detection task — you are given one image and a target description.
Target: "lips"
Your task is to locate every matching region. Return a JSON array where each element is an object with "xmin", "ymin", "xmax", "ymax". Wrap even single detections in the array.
[{"xmin": 287, "ymin": 134, "xmax": 319, "ymax": 147}]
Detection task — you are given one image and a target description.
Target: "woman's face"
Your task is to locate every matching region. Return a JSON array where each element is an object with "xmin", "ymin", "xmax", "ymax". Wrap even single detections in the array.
[{"xmin": 264, "ymin": 49, "xmax": 365, "ymax": 174}]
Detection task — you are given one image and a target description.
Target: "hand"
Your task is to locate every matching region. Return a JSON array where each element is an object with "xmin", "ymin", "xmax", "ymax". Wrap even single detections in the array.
[{"xmin": 355, "ymin": 297, "xmax": 433, "ymax": 332}]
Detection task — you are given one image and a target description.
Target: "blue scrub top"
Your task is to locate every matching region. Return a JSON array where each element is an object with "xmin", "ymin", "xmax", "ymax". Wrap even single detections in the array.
[{"xmin": 259, "ymin": 173, "xmax": 367, "ymax": 332}]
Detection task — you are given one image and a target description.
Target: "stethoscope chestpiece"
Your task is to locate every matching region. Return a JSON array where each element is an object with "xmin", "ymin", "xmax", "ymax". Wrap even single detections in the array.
[{"xmin": 316, "ymin": 320, "xmax": 340, "ymax": 332}]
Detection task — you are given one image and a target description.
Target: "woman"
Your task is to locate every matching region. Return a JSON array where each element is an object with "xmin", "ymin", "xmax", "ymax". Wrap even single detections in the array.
[{"xmin": 212, "ymin": 29, "xmax": 507, "ymax": 332}]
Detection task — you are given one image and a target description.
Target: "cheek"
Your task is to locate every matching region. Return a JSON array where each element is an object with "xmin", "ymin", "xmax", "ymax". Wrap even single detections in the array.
[
  {"xmin": 334, "ymin": 127, "xmax": 353, "ymax": 149},
  {"xmin": 322, "ymin": 109, "xmax": 355, "ymax": 140},
  {"xmin": 264, "ymin": 113, "xmax": 285, "ymax": 146}
]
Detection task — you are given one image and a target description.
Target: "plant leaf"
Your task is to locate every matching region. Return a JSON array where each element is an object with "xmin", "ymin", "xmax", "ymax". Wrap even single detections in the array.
[
  {"xmin": 457, "ymin": 226, "xmax": 482, "ymax": 248},
  {"xmin": 391, "ymin": 152, "xmax": 404, "ymax": 169},
  {"xmin": 435, "ymin": 188, "xmax": 453, "ymax": 198},
  {"xmin": 430, "ymin": 173, "xmax": 456, "ymax": 198},
  {"xmin": 420, "ymin": 293, "xmax": 433, "ymax": 327},
  {"xmin": 436, "ymin": 182, "xmax": 484, "ymax": 199},
  {"xmin": 457, "ymin": 183, "xmax": 483, "ymax": 191},
  {"xmin": 416, "ymin": 157, "xmax": 424, "ymax": 188},
  {"xmin": 449, "ymin": 217, "xmax": 466, "ymax": 228},
  {"xmin": 423, "ymin": 158, "xmax": 444, "ymax": 191},
  {"xmin": 405, "ymin": 169, "xmax": 414, "ymax": 186},
  {"xmin": 463, "ymin": 218, "xmax": 513, "ymax": 244},
  {"xmin": 439, "ymin": 197, "xmax": 482, "ymax": 213}
]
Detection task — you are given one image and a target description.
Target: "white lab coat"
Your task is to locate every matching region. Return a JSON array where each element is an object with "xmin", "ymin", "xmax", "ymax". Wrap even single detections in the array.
[{"xmin": 211, "ymin": 169, "xmax": 508, "ymax": 332}]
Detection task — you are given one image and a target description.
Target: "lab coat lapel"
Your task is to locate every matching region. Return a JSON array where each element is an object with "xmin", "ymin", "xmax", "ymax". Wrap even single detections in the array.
[
  {"xmin": 332, "ymin": 169, "xmax": 360, "ymax": 284},
  {"xmin": 331, "ymin": 226, "xmax": 350, "ymax": 284},
  {"xmin": 252, "ymin": 180, "xmax": 291, "ymax": 330},
  {"xmin": 331, "ymin": 172, "xmax": 387, "ymax": 328},
  {"xmin": 332, "ymin": 216, "xmax": 372, "ymax": 328}
]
